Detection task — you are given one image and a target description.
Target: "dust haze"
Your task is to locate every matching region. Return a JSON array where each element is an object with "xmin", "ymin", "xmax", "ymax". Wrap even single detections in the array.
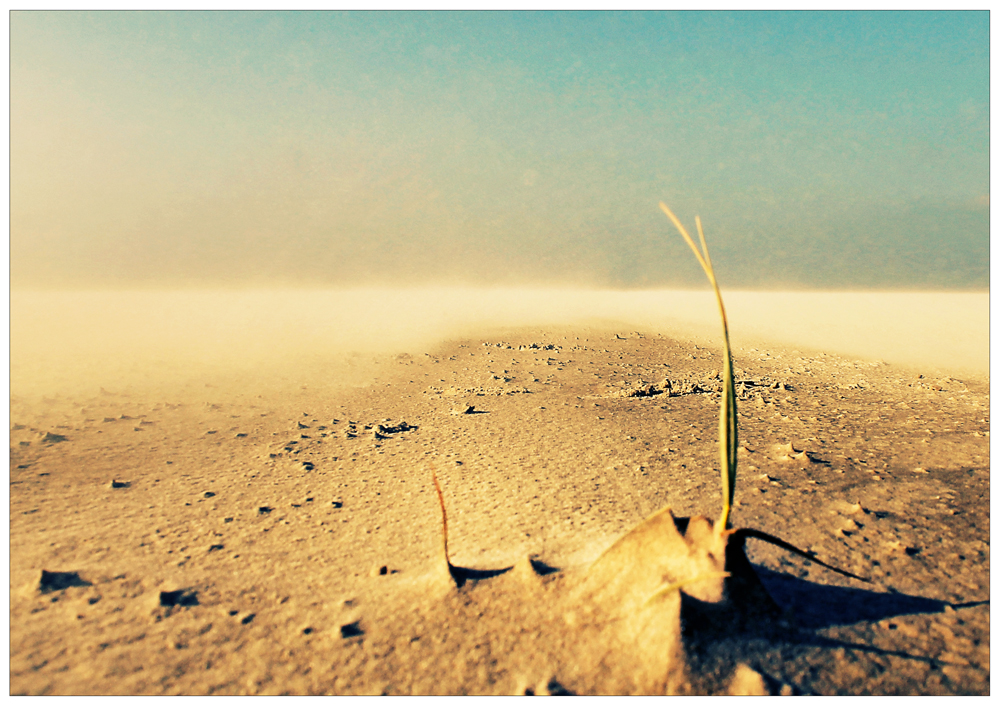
[
  {"xmin": 10, "ymin": 12, "xmax": 989, "ymax": 398},
  {"xmin": 11, "ymin": 288, "xmax": 988, "ymax": 405}
]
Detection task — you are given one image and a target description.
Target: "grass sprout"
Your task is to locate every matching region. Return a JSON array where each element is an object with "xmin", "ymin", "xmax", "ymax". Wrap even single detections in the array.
[
  {"xmin": 659, "ymin": 202, "xmax": 737, "ymax": 533},
  {"xmin": 657, "ymin": 202, "xmax": 867, "ymax": 582}
]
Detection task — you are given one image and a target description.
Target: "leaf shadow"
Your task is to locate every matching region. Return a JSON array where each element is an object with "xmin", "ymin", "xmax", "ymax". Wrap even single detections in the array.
[
  {"xmin": 679, "ymin": 564, "xmax": 989, "ymax": 688},
  {"xmin": 754, "ymin": 565, "xmax": 985, "ymax": 630}
]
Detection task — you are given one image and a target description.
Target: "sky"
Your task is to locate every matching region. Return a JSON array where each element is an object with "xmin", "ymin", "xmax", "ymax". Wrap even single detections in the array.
[{"xmin": 10, "ymin": 11, "xmax": 989, "ymax": 290}]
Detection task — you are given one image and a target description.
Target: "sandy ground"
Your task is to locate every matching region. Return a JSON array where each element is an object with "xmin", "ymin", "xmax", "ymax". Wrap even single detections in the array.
[{"xmin": 8, "ymin": 289, "xmax": 990, "ymax": 695}]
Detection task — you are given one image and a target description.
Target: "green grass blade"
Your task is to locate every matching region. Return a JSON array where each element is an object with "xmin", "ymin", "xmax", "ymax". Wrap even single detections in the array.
[{"xmin": 659, "ymin": 203, "xmax": 738, "ymax": 530}]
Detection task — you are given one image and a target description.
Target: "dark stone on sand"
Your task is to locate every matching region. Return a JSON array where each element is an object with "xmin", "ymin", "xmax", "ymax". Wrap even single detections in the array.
[
  {"xmin": 340, "ymin": 621, "xmax": 364, "ymax": 638},
  {"xmin": 258, "ymin": 506, "xmax": 273, "ymax": 515},
  {"xmin": 544, "ymin": 678, "xmax": 575, "ymax": 696},
  {"xmin": 159, "ymin": 589, "xmax": 199, "ymax": 608},
  {"xmin": 39, "ymin": 570, "xmax": 91, "ymax": 594}
]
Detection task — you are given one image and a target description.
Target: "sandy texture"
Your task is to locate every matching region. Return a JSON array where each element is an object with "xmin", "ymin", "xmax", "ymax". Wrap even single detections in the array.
[{"xmin": 10, "ymin": 306, "xmax": 989, "ymax": 695}]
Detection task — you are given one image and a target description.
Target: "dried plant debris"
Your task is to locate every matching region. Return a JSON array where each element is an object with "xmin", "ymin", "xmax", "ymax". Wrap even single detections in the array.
[
  {"xmin": 370, "ymin": 421, "xmax": 416, "ymax": 439},
  {"xmin": 614, "ymin": 372, "xmax": 792, "ymax": 400},
  {"xmin": 427, "ymin": 385, "xmax": 531, "ymax": 397},
  {"xmin": 481, "ymin": 341, "xmax": 561, "ymax": 351},
  {"xmin": 335, "ymin": 420, "xmax": 417, "ymax": 440}
]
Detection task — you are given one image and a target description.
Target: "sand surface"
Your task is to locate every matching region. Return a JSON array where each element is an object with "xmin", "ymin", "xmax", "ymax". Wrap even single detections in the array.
[{"xmin": 9, "ymin": 289, "xmax": 990, "ymax": 695}]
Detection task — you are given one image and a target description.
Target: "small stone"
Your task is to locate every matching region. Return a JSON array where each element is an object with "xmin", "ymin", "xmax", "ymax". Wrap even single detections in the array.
[
  {"xmin": 39, "ymin": 570, "xmax": 91, "ymax": 594},
  {"xmin": 159, "ymin": 589, "xmax": 199, "ymax": 607},
  {"xmin": 340, "ymin": 621, "xmax": 364, "ymax": 638}
]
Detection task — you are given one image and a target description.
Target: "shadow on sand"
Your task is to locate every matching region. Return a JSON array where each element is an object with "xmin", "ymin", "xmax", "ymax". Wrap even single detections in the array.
[
  {"xmin": 678, "ymin": 565, "xmax": 989, "ymax": 693},
  {"xmin": 754, "ymin": 565, "xmax": 987, "ymax": 630}
]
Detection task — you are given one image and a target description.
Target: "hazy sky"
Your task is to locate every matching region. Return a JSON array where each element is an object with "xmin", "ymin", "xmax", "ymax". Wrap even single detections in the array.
[{"xmin": 11, "ymin": 11, "xmax": 989, "ymax": 289}]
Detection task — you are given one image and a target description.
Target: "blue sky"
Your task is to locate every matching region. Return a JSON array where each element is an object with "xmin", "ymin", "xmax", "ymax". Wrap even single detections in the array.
[{"xmin": 11, "ymin": 11, "xmax": 989, "ymax": 289}]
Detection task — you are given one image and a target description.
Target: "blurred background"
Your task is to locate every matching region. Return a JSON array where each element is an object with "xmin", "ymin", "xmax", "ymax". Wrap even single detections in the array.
[{"xmin": 11, "ymin": 11, "xmax": 989, "ymax": 291}]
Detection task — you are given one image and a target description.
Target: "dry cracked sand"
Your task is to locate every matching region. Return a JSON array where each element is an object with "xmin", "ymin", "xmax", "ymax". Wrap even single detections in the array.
[{"xmin": 9, "ymin": 323, "xmax": 990, "ymax": 695}]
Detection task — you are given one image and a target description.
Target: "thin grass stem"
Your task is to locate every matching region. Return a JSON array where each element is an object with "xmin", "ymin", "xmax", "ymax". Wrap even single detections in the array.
[
  {"xmin": 659, "ymin": 202, "xmax": 738, "ymax": 532},
  {"xmin": 431, "ymin": 468, "xmax": 452, "ymax": 568}
]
